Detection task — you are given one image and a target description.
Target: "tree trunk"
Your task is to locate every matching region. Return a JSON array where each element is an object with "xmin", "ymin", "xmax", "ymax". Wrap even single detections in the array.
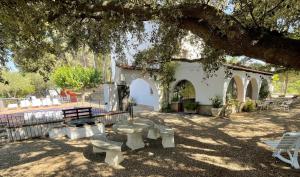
[
  {"xmin": 93, "ymin": 52, "xmax": 99, "ymax": 69},
  {"xmin": 283, "ymin": 72, "xmax": 289, "ymax": 96},
  {"xmin": 102, "ymin": 54, "xmax": 107, "ymax": 83},
  {"xmin": 81, "ymin": 44, "xmax": 87, "ymax": 67}
]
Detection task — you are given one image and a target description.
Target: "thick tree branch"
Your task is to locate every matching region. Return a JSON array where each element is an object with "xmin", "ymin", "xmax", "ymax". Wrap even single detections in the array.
[{"xmin": 17, "ymin": 1, "xmax": 300, "ymax": 69}]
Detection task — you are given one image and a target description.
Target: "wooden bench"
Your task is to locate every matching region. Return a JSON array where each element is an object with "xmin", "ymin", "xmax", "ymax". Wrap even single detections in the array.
[
  {"xmin": 91, "ymin": 134, "xmax": 124, "ymax": 167},
  {"xmin": 62, "ymin": 107, "xmax": 93, "ymax": 121}
]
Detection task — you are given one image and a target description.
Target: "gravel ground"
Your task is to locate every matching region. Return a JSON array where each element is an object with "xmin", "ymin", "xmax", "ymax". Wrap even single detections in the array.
[{"xmin": 1, "ymin": 105, "xmax": 300, "ymax": 177}]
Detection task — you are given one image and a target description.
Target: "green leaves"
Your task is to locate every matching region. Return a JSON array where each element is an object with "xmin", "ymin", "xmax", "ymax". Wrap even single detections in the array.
[
  {"xmin": 51, "ymin": 66, "xmax": 102, "ymax": 91},
  {"xmin": 0, "ymin": 71, "xmax": 35, "ymax": 98}
]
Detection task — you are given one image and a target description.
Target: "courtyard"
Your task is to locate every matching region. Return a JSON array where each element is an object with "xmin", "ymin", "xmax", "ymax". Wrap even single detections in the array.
[{"xmin": 1, "ymin": 105, "xmax": 299, "ymax": 177}]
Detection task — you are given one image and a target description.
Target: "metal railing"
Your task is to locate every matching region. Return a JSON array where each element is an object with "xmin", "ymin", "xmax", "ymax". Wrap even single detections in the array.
[{"xmin": 0, "ymin": 110, "xmax": 129, "ymax": 143}]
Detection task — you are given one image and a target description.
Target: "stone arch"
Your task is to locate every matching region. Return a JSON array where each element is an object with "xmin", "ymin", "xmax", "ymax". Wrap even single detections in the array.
[
  {"xmin": 128, "ymin": 77, "xmax": 160, "ymax": 111},
  {"xmin": 245, "ymin": 78, "xmax": 259, "ymax": 100},
  {"xmin": 259, "ymin": 78, "xmax": 270, "ymax": 100},
  {"xmin": 172, "ymin": 79, "xmax": 196, "ymax": 100},
  {"xmin": 225, "ymin": 75, "xmax": 244, "ymax": 102},
  {"xmin": 171, "ymin": 79, "xmax": 197, "ymax": 101}
]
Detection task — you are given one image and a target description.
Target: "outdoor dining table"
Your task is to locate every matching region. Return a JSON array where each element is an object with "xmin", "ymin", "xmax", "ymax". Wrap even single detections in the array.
[{"xmin": 112, "ymin": 119, "xmax": 154, "ymax": 150}]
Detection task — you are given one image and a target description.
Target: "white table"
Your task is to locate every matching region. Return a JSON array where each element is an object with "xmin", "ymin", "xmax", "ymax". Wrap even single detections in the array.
[{"xmin": 113, "ymin": 119, "xmax": 153, "ymax": 150}]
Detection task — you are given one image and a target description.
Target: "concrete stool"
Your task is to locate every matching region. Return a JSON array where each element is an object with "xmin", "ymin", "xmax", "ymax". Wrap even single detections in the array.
[
  {"xmin": 156, "ymin": 125, "xmax": 175, "ymax": 148},
  {"xmin": 91, "ymin": 134, "xmax": 124, "ymax": 167},
  {"xmin": 147, "ymin": 126, "xmax": 161, "ymax": 139}
]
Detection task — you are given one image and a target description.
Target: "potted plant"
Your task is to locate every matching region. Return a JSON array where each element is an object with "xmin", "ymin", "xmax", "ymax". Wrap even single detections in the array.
[
  {"xmin": 242, "ymin": 99, "xmax": 255, "ymax": 112},
  {"xmin": 183, "ymin": 101, "xmax": 198, "ymax": 113},
  {"xmin": 128, "ymin": 97, "xmax": 137, "ymax": 106},
  {"xmin": 171, "ymin": 96, "xmax": 180, "ymax": 112},
  {"xmin": 210, "ymin": 96, "xmax": 223, "ymax": 116},
  {"xmin": 227, "ymin": 99, "xmax": 241, "ymax": 113}
]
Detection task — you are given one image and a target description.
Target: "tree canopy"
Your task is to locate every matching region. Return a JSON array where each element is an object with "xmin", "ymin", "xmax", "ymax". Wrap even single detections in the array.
[{"xmin": 0, "ymin": 0, "xmax": 299, "ymax": 74}]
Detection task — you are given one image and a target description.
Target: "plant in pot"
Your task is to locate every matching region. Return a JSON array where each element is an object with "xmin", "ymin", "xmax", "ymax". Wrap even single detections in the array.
[
  {"xmin": 128, "ymin": 97, "xmax": 137, "ymax": 106},
  {"xmin": 210, "ymin": 96, "xmax": 223, "ymax": 116},
  {"xmin": 242, "ymin": 99, "xmax": 255, "ymax": 112},
  {"xmin": 171, "ymin": 96, "xmax": 180, "ymax": 112},
  {"xmin": 183, "ymin": 101, "xmax": 198, "ymax": 113}
]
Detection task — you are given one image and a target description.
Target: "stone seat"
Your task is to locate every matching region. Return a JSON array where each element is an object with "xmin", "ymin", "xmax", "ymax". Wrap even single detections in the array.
[
  {"xmin": 91, "ymin": 134, "xmax": 124, "ymax": 167},
  {"xmin": 155, "ymin": 124, "xmax": 175, "ymax": 148}
]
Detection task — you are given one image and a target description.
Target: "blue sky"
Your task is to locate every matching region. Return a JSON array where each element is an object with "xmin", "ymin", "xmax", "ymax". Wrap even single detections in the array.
[{"xmin": 7, "ymin": 60, "xmax": 18, "ymax": 71}]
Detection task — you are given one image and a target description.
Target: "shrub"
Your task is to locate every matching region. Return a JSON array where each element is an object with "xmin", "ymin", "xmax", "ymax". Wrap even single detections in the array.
[
  {"xmin": 128, "ymin": 97, "xmax": 137, "ymax": 105},
  {"xmin": 161, "ymin": 101, "xmax": 171, "ymax": 112},
  {"xmin": 242, "ymin": 99, "xmax": 255, "ymax": 112},
  {"xmin": 0, "ymin": 71, "xmax": 35, "ymax": 98},
  {"xmin": 171, "ymin": 96, "xmax": 179, "ymax": 102},
  {"xmin": 51, "ymin": 66, "xmax": 101, "ymax": 91},
  {"xmin": 259, "ymin": 80, "xmax": 270, "ymax": 100},
  {"xmin": 184, "ymin": 101, "xmax": 198, "ymax": 110},
  {"xmin": 210, "ymin": 95, "xmax": 223, "ymax": 108}
]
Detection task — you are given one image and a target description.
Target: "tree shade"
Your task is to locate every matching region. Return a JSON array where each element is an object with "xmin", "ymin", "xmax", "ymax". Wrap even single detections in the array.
[{"xmin": 0, "ymin": 0, "xmax": 299, "ymax": 74}]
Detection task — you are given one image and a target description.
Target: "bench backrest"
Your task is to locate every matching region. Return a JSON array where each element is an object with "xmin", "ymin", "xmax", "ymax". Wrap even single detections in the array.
[
  {"xmin": 277, "ymin": 132, "xmax": 300, "ymax": 150},
  {"xmin": 62, "ymin": 107, "xmax": 92, "ymax": 120}
]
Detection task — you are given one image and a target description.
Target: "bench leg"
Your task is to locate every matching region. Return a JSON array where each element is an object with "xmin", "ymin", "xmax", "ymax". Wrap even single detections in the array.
[
  {"xmin": 147, "ymin": 128, "xmax": 160, "ymax": 139},
  {"xmin": 126, "ymin": 132, "xmax": 145, "ymax": 150},
  {"xmin": 105, "ymin": 150, "xmax": 124, "ymax": 167},
  {"xmin": 291, "ymin": 144, "xmax": 300, "ymax": 169},
  {"xmin": 273, "ymin": 149, "xmax": 300, "ymax": 169},
  {"xmin": 161, "ymin": 134, "xmax": 175, "ymax": 148}
]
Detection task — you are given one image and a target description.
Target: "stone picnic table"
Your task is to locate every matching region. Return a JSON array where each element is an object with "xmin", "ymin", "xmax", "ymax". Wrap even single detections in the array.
[{"xmin": 112, "ymin": 119, "xmax": 154, "ymax": 150}]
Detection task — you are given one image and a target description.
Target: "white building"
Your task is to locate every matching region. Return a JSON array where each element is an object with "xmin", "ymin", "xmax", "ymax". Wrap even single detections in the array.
[{"xmin": 104, "ymin": 58, "xmax": 273, "ymax": 115}]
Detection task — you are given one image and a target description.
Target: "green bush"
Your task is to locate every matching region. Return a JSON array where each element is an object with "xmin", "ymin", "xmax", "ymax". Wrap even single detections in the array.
[
  {"xmin": 0, "ymin": 71, "xmax": 35, "ymax": 98},
  {"xmin": 161, "ymin": 101, "xmax": 171, "ymax": 112},
  {"xmin": 242, "ymin": 99, "xmax": 255, "ymax": 112},
  {"xmin": 184, "ymin": 101, "xmax": 198, "ymax": 110},
  {"xmin": 210, "ymin": 95, "xmax": 223, "ymax": 108},
  {"xmin": 171, "ymin": 96, "xmax": 179, "ymax": 102},
  {"xmin": 51, "ymin": 66, "xmax": 101, "ymax": 91},
  {"xmin": 259, "ymin": 79, "xmax": 270, "ymax": 100}
]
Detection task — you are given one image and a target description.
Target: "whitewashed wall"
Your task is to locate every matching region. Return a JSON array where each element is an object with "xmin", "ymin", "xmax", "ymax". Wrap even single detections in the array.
[
  {"xmin": 170, "ymin": 62, "xmax": 226, "ymax": 105},
  {"xmin": 103, "ymin": 84, "xmax": 119, "ymax": 111},
  {"xmin": 129, "ymin": 79, "xmax": 159, "ymax": 110},
  {"xmin": 110, "ymin": 63, "xmax": 272, "ymax": 112},
  {"xmin": 171, "ymin": 62, "xmax": 273, "ymax": 105},
  {"xmin": 114, "ymin": 67, "xmax": 162, "ymax": 111}
]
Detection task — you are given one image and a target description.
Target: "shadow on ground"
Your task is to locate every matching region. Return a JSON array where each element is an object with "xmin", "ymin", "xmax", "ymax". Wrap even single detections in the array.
[{"xmin": 1, "ymin": 104, "xmax": 300, "ymax": 177}]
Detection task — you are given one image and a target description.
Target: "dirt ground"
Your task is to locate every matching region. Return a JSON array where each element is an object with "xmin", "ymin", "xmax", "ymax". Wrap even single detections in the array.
[
  {"xmin": 0, "ymin": 102, "xmax": 105, "ymax": 115},
  {"xmin": 1, "ymin": 105, "xmax": 300, "ymax": 177}
]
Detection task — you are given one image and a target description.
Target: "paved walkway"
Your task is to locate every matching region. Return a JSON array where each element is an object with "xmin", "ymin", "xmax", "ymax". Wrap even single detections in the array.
[{"xmin": 1, "ymin": 105, "xmax": 300, "ymax": 176}]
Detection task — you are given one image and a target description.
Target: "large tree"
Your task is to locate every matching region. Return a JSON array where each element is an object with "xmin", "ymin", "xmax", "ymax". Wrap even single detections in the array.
[{"xmin": 0, "ymin": 0, "xmax": 299, "ymax": 72}]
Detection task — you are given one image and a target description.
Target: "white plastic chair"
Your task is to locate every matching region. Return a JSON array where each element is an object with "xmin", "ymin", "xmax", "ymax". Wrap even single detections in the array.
[
  {"xmin": 264, "ymin": 132, "xmax": 300, "ymax": 169},
  {"xmin": 7, "ymin": 103, "xmax": 18, "ymax": 109},
  {"xmin": 52, "ymin": 98, "xmax": 61, "ymax": 105},
  {"xmin": 20, "ymin": 100, "xmax": 31, "ymax": 108},
  {"xmin": 31, "ymin": 99, "xmax": 42, "ymax": 107},
  {"xmin": 42, "ymin": 98, "xmax": 52, "ymax": 106}
]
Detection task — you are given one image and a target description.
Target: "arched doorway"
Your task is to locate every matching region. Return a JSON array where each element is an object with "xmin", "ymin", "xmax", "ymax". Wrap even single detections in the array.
[
  {"xmin": 129, "ymin": 78, "xmax": 159, "ymax": 111},
  {"xmin": 259, "ymin": 79, "xmax": 270, "ymax": 100},
  {"xmin": 226, "ymin": 76, "xmax": 244, "ymax": 102},
  {"xmin": 172, "ymin": 80, "xmax": 196, "ymax": 112},
  {"xmin": 246, "ymin": 78, "xmax": 259, "ymax": 100}
]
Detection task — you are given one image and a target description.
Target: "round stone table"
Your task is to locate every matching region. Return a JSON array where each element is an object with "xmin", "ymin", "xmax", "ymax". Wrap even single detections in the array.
[{"xmin": 113, "ymin": 119, "xmax": 154, "ymax": 150}]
